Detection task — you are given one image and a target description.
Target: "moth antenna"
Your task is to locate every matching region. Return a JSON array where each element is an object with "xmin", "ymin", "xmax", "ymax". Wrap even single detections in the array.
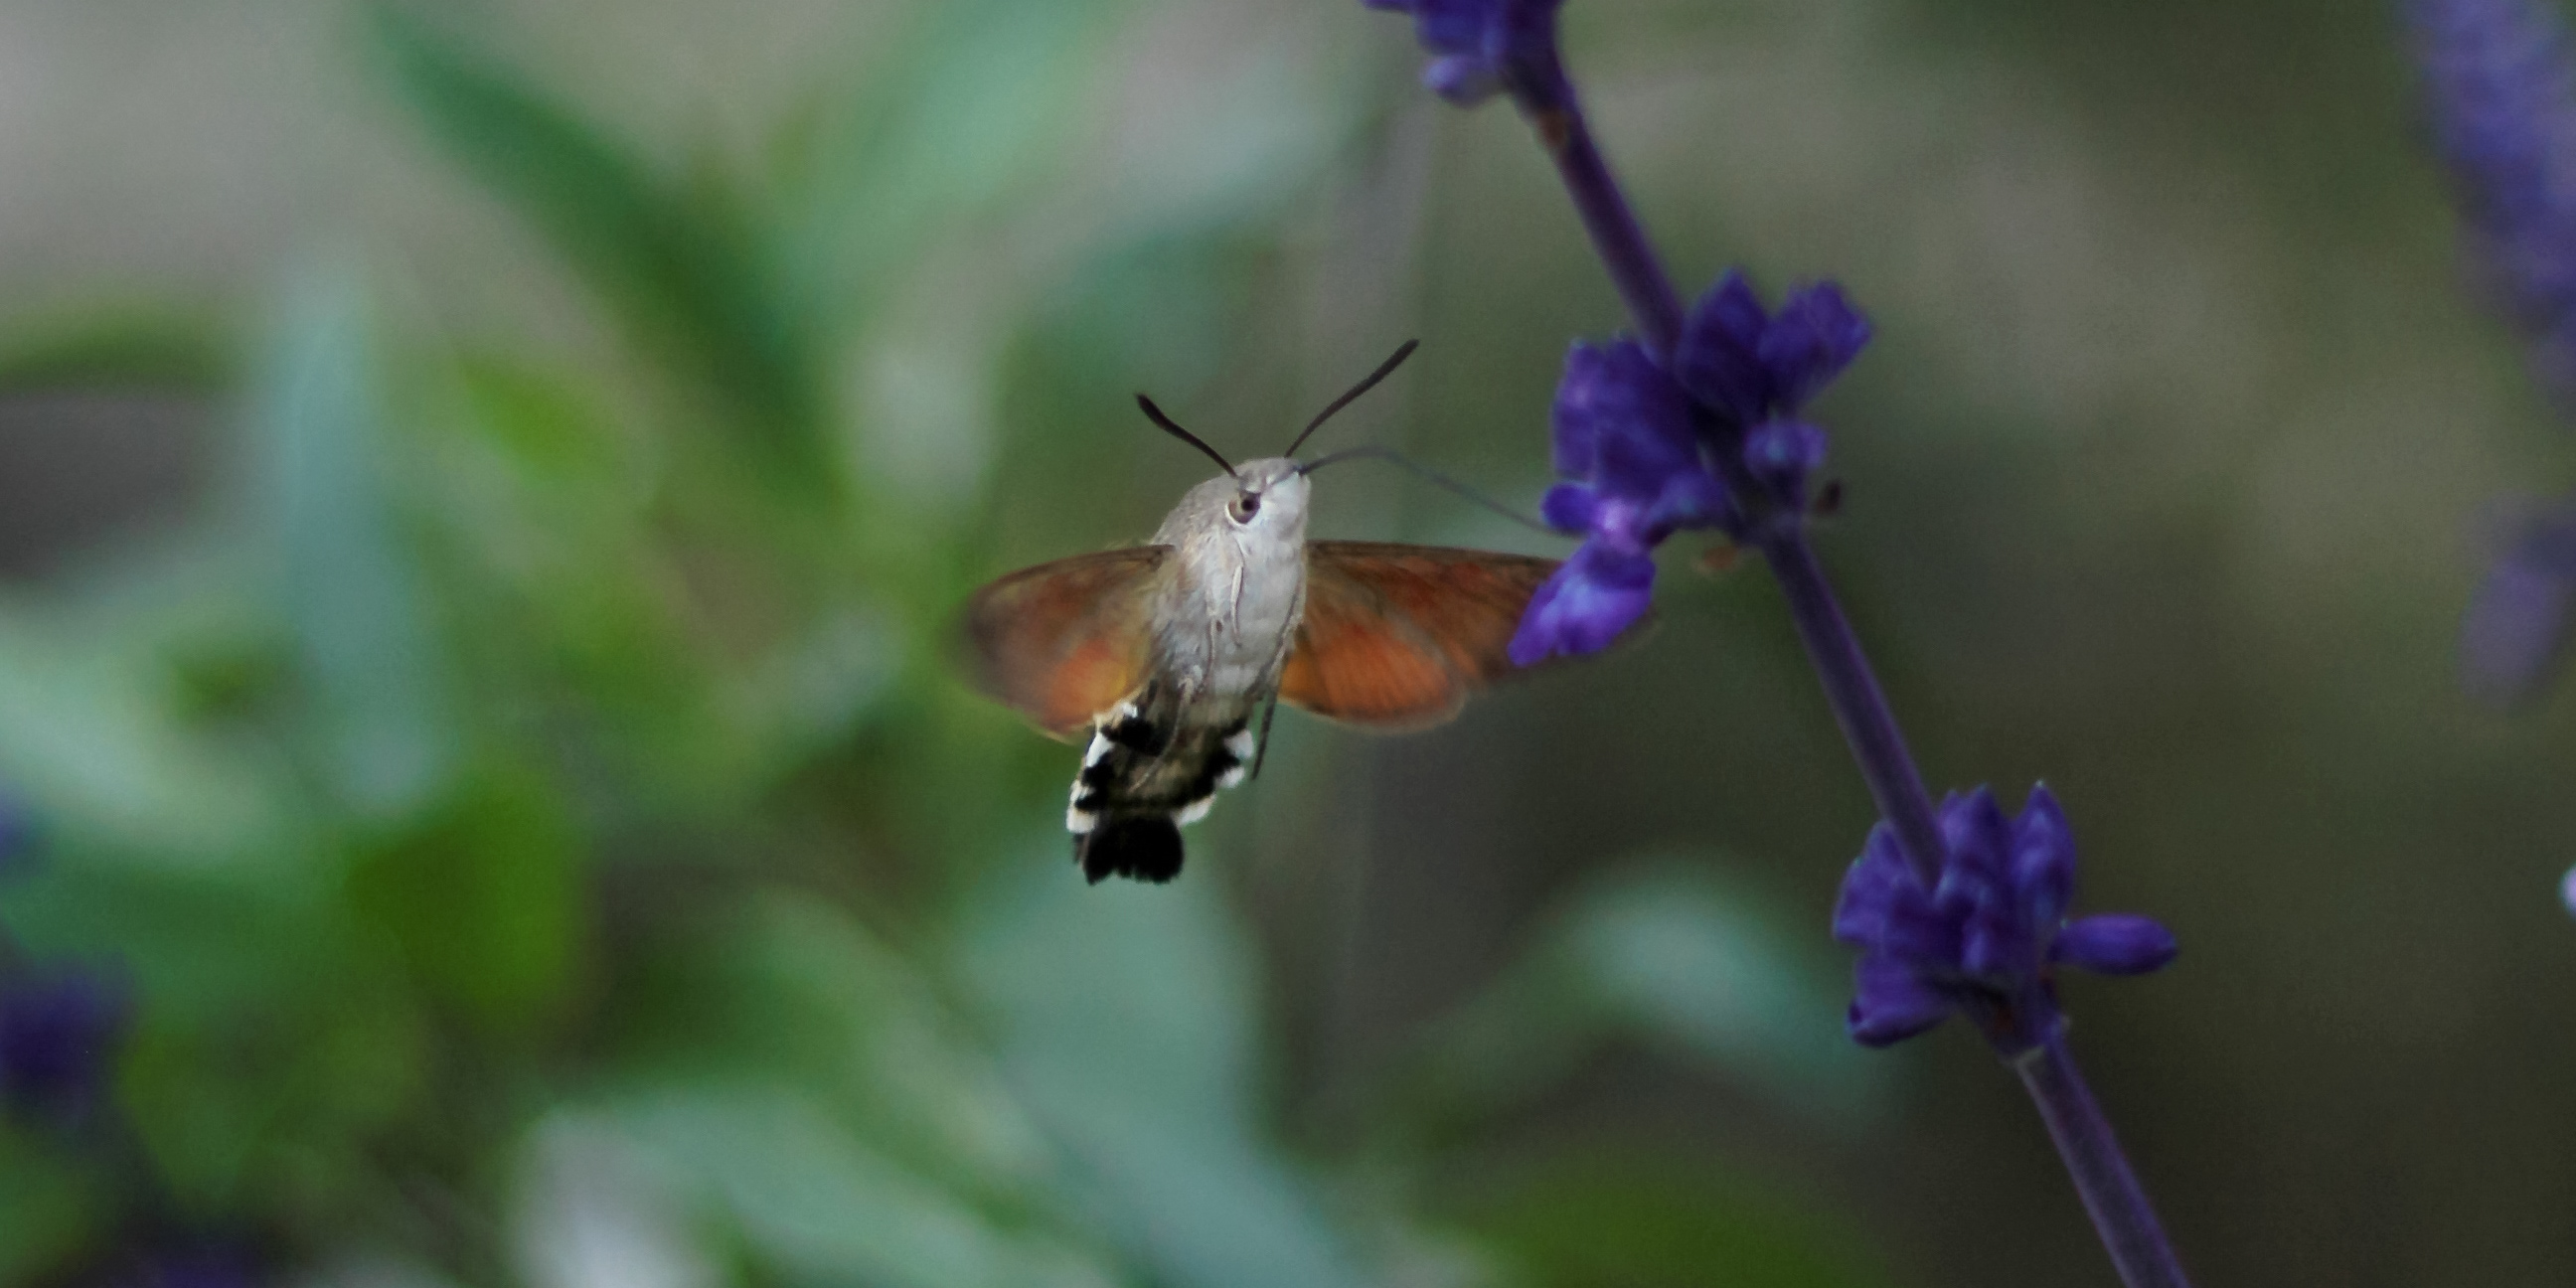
[
  {"xmin": 1284, "ymin": 339, "xmax": 1419, "ymax": 459},
  {"xmin": 1299, "ymin": 444, "xmax": 1557, "ymax": 535},
  {"xmin": 1136, "ymin": 394, "xmax": 1234, "ymax": 475}
]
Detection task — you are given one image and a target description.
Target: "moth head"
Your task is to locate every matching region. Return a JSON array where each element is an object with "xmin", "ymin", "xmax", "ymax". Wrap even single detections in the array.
[
  {"xmin": 1131, "ymin": 339, "xmax": 1414, "ymax": 545},
  {"xmin": 1224, "ymin": 457, "xmax": 1309, "ymax": 534}
]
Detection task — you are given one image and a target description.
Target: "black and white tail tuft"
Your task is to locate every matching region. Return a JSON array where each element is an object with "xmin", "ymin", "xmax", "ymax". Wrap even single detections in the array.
[
  {"xmin": 1076, "ymin": 816, "xmax": 1186, "ymax": 884},
  {"xmin": 1066, "ymin": 693, "xmax": 1258, "ymax": 884}
]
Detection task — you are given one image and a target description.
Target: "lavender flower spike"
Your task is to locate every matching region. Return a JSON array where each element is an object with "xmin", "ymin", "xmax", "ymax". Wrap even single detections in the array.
[
  {"xmin": 1840, "ymin": 786, "xmax": 2186, "ymax": 1286},
  {"xmin": 1363, "ymin": 2, "xmax": 2190, "ymax": 1279},
  {"xmin": 2413, "ymin": 0, "xmax": 2576, "ymax": 700},
  {"xmin": 2411, "ymin": 0, "xmax": 2576, "ymax": 396},
  {"xmin": 1834, "ymin": 784, "xmax": 2175, "ymax": 1053}
]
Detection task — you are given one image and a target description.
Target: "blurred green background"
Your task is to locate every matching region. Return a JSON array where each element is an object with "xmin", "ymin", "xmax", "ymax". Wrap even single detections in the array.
[{"xmin": 0, "ymin": 0, "xmax": 2565, "ymax": 1283}]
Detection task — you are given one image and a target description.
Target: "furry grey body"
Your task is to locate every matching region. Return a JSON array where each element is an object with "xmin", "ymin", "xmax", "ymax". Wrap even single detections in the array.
[{"xmin": 1069, "ymin": 459, "xmax": 1311, "ymax": 882}]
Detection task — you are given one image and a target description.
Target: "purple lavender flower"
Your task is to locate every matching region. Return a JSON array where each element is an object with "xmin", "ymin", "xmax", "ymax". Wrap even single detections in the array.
[
  {"xmin": 2412, "ymin": 0, "xmax": 2576, "ymax": 395},
  {"xmin": 0, "ymin": 967, "xmax": 130, "ymax": 1126},
  {"xmin": 1509, "ymin": 339, "xmax": 1726, "ymax": 665},
  {"xmin": 1360, "ymin": 0, "xmax": 1569, "ymax": 107},
  {"xmin": 64, "ymin": 1241, "xmax": 265, "ymax": 1288},
  {"xmin": 1833, "ymin": 785, "xmax": 2175, "ymax": 1053},
  {"xmin": 1514, "ymin": 542, "xmax": 1658, "ymax": 663},
  {"xmin": 1676, "ymin": 271, "xmax": 1869, "ymax": 507},
  {"xmin": 1509, "ymin": 277, "xmax": 1872, "ymax": 664},
  {"xmin": 129, "ymin": 1246, "xmax": 261, "ymax": 1288}
]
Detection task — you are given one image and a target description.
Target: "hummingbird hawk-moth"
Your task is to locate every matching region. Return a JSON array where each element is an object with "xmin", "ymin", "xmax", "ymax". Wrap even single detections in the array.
[{"xmin": 960, "ymin": 343, "xmax": 1613, "ymax": 885}]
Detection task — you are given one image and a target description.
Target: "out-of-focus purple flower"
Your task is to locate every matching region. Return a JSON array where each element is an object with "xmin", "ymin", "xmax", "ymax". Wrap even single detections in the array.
[
  {"xmin": 2412, "ymin": 0, "xmax": 2576, "ymax": 395},
  {"xmin": 129, "ymin": 1246, "xmax": 261, "ymax": 1288},
  {"xmin": 2463, "ymin": 499, "xmax": 2576, "ymax": 701},
  {"xmin": 1833, "ymin": 785, "xmax": 2175, "ymax": 1053},
  {"xmin": 1510, "ymin": 339, "xmax": 1727, "ymax": 665},
  {"xmin": 1360, "ymin": 0, "xmax": 1569, "ymax": 107},
  {"xmin": 0, "ymin": 967, "xmax": 130, "ymax": 1127},
  {"xmin": 1676, "ymin": 271, "xmax": 1869, "ymax": 506},
  {"xmin": 68, "ymin": 1241, "xmax": 263, "ymax": 1288}
]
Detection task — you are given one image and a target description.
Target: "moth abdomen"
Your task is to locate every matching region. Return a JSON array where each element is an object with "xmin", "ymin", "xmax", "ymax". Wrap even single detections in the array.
[
  {"xmin": 1100, "ymin": 705, "xmax": 1174, "ymax": 755},
  {"xmin": 1066, "ymin": 701, "xmax": 1258, "ymax": 885}
]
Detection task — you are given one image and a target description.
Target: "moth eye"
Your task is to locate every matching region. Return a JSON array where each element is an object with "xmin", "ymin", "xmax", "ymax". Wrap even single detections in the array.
[{"xmin": 1227, "ymin": 493, "xmax": 1261, "ymax": 525}]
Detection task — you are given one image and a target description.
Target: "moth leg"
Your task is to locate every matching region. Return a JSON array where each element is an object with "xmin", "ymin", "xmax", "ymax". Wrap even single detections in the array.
[{"xmin": 1251, "ymin": 692, "xmax": 1280, "ymax": 779}]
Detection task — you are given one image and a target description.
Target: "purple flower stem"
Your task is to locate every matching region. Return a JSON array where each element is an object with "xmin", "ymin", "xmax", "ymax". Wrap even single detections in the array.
[
  {"xmin": 1510, "ymin": 74, "xmax": 2191, "ymax": 1288},
  {"xmin": 1527, "ymin": 103, "xmax": 1688, "ymax": 359},
  {"xmin": 1758, "ymin": 532, "xmax": 1952, "ymax": 889},
  {"xmin": 2016, "ymin": 1032, "xmax": 2190, "ymax": 1288}
]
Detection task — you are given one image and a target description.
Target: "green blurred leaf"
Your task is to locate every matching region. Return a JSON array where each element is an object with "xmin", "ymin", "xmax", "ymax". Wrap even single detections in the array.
[
  {"xmin": 249, "ymin": 265, "xmax": 457, "ymax": 819},
  {"xmin": 726, "ymin": 601, "xmax": 901, "ymax": 767},
  {"xmin": 372, "ymin": 7, "xmax": 822, "ymax": 471},
  {"xmin": 4, "ymin": 856, "xmax": 435, "ymax": 1215},
  {"xmin": 1563, "ymin": 864, "xmax": 1883, "ymax": 1115},
  {"xmin": 120, "ymin": 973, "xmax": 435, "ymax": 1214},
  {"xmin": 961, "ymin": 855, "xmax": 1367, "ymax": 1288},
  {"xmin": 1448, "ymin": 1151, "xmax": 1887, "ymax": 1288},
  {"xmin": 447, "ymin": 353, "xmax": 627, "ymax": 485},
  {"xmin": 0, "ymin": 1142, "xmax": 99, "ymax": 1283},
  {"xmin": 774, "ymin": 0, "xmax": 1131, "ymax": 328},
  {"xmin": 602, "ymin": 1088, "xmax": 1121, "ymax": 1288},
  {"xmin": 0, "ymin": 306, "xmax": 230, "ymax": 393},
  {"xmin": 1413, "ymin": 857, "xmax": 1885, "ymax": 1128},
  {"xmin": 0, "ymin": 597, "xmax": 283, "ymax": 858},
  {"xmin": 616, "ymin": 891, "xmax": 1054, "ymax": 1195},
  {"xmin": 345, "ymin": 761, "xmax": 586, "ymax": 1031},
  {"xmin": 5, "ymin": 856, "xmax": 339, "ymax": 1021}
]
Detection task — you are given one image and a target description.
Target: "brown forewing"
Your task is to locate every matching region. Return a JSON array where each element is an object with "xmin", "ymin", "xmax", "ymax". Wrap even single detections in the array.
[
  {"xmin": 958, "ymin": 546, "xmax": 1170, "ymax": 740},
  {"xmin": 1279, "ymin": 541, "xmax": 1561, "ymax": 729}
]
